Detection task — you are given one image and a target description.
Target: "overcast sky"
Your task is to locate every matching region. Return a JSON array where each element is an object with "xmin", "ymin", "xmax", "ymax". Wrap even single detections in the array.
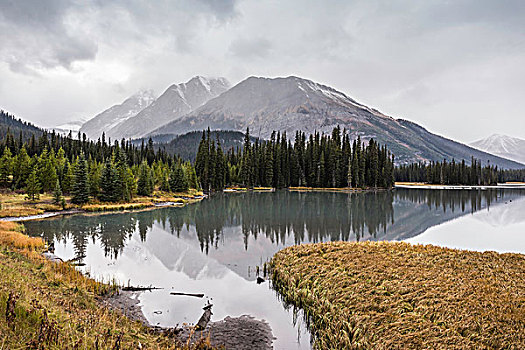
[{"xmin": 1, "ymin": 0, "xmax": 524, "ymax": 143}]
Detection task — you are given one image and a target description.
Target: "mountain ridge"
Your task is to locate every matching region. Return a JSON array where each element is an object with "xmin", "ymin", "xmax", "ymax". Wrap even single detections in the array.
[
  {"xmin": 106, "ymin": 76, "xmax": 230, "ymax": 139},
  {"xmin": 148, "ymin": 75, "xmax": 523, "ymax": 169},
  {"xmin": 80, "ymin": 90, "xmax": 156, "ymax": 140}
]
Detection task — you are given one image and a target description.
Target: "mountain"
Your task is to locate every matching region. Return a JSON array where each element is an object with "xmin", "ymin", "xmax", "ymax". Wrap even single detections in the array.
[
  {"xmin": 149, "ymin": 76, "xmax": 524, "ymax": 169},
  {"xmin": 52, "ymin": 117, "xmax": 88, "ymax": 135},
  {"xmin": 160, "ymin": 130, "xmax": 256, "ymax": 162},
  {"xmin": 470, "ymin": 134, "xmax": 525, "ymax": 165},
  {"xmin": 106, "ymin": 76, "xmax": 230, "ymax": 140},
  {"xmin": 0, "ymin": 110, "xmax": 43, "ymax": 141},
  {"xmin": 80, "ymin": 90, "xmax": 156, "ymax": 140}
]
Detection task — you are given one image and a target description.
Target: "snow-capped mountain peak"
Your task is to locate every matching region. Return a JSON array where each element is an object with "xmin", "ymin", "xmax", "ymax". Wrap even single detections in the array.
[
  {"xmin": 87, "ymin": 76, "xmax": 230, "ymax": 140},
  {"xmin": 79, "ymin": 89, "xmax": 156, "ymax": 140},
  {"xmin": 470, "ymin": 134, "xmax": 525, "ymax": 164}
]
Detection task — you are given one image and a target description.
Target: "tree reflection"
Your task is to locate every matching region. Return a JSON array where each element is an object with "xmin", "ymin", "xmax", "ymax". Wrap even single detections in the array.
[{"xmin": 23, "ymin": 189, "xmax": 524, "ymax": 261}]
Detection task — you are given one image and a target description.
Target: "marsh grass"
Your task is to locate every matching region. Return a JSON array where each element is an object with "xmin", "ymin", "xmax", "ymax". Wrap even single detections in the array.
[
  {"xmin": 0, "ymin": 220, "xmax": 215, "ymax": 349},
  {"xmin": 271, "ymin": 241, "xmax": 525, "ymax": 349}
]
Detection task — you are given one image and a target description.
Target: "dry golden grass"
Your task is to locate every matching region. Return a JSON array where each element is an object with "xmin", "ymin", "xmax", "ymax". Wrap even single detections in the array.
[
  {"xmin": 0, "ymin": 221, "xmax": 44, "ymax": 250},
  {"xmin": 0, "ymin": 220, "xmax": 215, "ymax": 349},
  {"xmin": 271, "ymin": 241, "xmax": 525, "ymax": 349},
  {"xmin": 0, "ymin": 193, "xmax": 64, "ymax": 218}
]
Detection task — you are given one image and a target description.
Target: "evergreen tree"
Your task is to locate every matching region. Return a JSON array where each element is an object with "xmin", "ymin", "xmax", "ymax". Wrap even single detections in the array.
[
  {"xmin": 52, "ymin": 179, "xmax": 63, "ymax": 205},
  {"xmin": 100, "ymin": 160, "xmax": 120, "ymax": 202},
  {"xmin": 62, "ymin": 161, "xmax": 74, "ymax": 194},
  {"xmin": 25, "ymin": 169, "xmax": 41, "ymax": 201},
  {"xmin": 0, "ymin": 146, "xmax": 12, "ymax": 187},
  {"xmin": 13, "ymin": 146, "xmax": 31, "ymax": 189},
  {"xmin": 88, "ymin": 160, "xmax": 102, "ymax": 199},
  {"xmin": 71, "ymin": 152, "xmax": 89, "ymax": 204},
  {"xmin": 169, "ymin": 162, "xmax": 188, "ymax": 192},
  {"xmin": 137, "ymin": 161, "xmax": 154, "ymax": 196}
]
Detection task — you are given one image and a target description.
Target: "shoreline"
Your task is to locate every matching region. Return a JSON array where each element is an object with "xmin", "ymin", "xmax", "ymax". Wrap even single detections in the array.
[
  {"xmin": 0, "ymin": 191, "xmax": 206, "ymax": 222},
  {"xmin": 395, "ymin": 182, "xmax": 525, "ymax": 190}
]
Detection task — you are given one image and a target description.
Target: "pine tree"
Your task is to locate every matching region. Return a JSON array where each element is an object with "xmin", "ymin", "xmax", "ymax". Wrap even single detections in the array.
[
  {"xmin": 169, "ymin": 162, "xmax": 188, "ymax": 192},
  {"xmin": 53, "ymin": 179, "xmax": 63, "ymax": 205},
  {"xmin": 88, "ymin": 161, "xmax": 102, "ymax": 199},
  {"xmin": 25, "ymin": 169, "xmax": 41, "ymax": 201},
  {"xmin": 0, "ymin": 146, "xmax": 13, "ymax": 187},
  {"xmin": 71, "ymin": 152, "xmax": 89, "ymax": 204},
  {"xmin": 100, "ymin": 160, "xmax": 120, "ymax": 202},
  {"xmin": 137, "ymin": 161, "xmax": 154, "ymax": 196},
  {"xmin": 62, "ymin": 161, "xmax": 74, "ymax": 194},
  {"xmin": 13, "ymin": 146, "xmax": 31, "ymax": 189}
]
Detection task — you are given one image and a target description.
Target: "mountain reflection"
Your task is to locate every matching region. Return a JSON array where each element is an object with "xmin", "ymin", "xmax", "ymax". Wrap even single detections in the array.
[{"xmin": 24, "ymin": 189, "xmax": 524, "ymax": 262}]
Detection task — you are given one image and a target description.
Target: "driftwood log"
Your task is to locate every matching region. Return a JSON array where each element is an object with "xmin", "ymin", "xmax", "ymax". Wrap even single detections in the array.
[
  {"xmin": 170, "ymin": 292, "xmax": 204, "ymax": 298},
  {"xmin": 122, "ymin": 286, "xmax": 163, "ymax": 291}
]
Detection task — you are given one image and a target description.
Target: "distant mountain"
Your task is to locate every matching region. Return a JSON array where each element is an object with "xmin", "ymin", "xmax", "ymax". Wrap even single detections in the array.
[
  {"xmin": 80, "ymin": 90, "xmax": 156, "ymax": 140},
  {"xmin": 106, "ymin": 76, "xmax": 230, "ymax": 140},
  {"xmin": 0, "ymin": 110, "xmax": 43, "ymax": 141},
  {"xmin": 149, "ymin": 76, "xmax": 524, "ymax": 169},
  {"xmin": 470, "ymin": 134, "xmax": 525, "ymax": 165},
  {"xmin": 157, "ymin": 130, "xmax": 256, "ymax": 162},
  {"xmin": 52, "ymin": 117, "xmax": 88, "ymax": 135}
]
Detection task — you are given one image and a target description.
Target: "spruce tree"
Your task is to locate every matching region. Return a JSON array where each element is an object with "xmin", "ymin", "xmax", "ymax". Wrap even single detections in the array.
[
  {"xmin": 13, "ymin": 146, "xmax": 31, "ymax": 189},
  {"xmin": 100, "ymin": 160, "xmax": 120, "ymax": 202},
  {"xmin": 25, "ymin": 169, "xmax": 41, "ymax": 201},
  {"xmin": 0, "ymin": 146, "xmax": 12, "ymax": 187},
  {"xmin": 71, "ymin": 152, "xmax": 89, "ymax": 204},
  {"xmin": 137, "ymin": 161, "xmax": 154, "ymax": 196},
  {"xmin": 53, "ymin": 179, "xmax": 63, "ymax": 205},
  {"xmin": 169, "ymin": 162, "xmax": 188, "ymax": 192},
  {"xmin": 88, "ymin": 161, "xmax": 102, "ymax": 199}
]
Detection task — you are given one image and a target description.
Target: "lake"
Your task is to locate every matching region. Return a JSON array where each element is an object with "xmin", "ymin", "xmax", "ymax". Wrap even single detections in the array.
[{"xmin": 23, "ymin": 189, "xmax": 525, "ymax": 349}]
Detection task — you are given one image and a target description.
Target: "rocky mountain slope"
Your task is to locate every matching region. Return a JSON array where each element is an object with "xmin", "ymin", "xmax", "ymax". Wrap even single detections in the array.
[
  {"xmin": 80, "ymin": 90, "xmax": 156, "ymax": 140},
  {"xmin": 150, "ymin": 76, "xmax": 523, "ymax": 169},
  {"xmin": 470, "ymin": 134, "xmax": 525, "ymax": 165},
  {"xmin": 106, "ymin": 76, "xmax": 230, "ymax": 139}
]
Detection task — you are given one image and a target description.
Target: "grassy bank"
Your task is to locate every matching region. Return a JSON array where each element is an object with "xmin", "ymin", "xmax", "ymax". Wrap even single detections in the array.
[
  {"xmin": 271, "ymin": 241, "xmax": 525, "ymax": 349},
  {"xmin": 0, "ymin": 221, "xmax": 213, "ymax": 349},
  {"xmin": 0, "ymin": 189, "xmax": 204, "ymax": 219}
]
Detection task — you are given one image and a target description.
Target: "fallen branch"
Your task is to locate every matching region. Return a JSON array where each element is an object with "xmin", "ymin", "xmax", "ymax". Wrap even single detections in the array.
[
  {"xmin": 170, "ymin": 292, "xmax": 204, "ymax": 298},
  {"xmin": 122, "ymin": 286, "xmax": 163, "ymax": 292}
]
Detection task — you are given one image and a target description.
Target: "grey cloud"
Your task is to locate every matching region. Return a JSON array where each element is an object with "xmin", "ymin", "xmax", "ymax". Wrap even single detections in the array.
[
  {"xmin": 0, "ymin": 0, "xmax": 98, "ymax": 73},
  {"xmin": 1, "ymin": 0, "xmax": 524, "ymax": 142},
  {"xmin": 229, "ymin": 37, "xmax": 272, "ymax": 59},
  {"xmin": 194, "ymin": 0, "xmax": 237, "ymax": 19}
]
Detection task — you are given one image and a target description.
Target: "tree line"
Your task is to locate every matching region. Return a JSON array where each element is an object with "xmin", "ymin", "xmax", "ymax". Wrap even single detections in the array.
[
  {"xmin": 195, "ymin": 127, "xmax": 395, "ymax": 190},
  {"xmin": 395, "ymin": 157, "xmax": 525, "ymax": 185},
  {"xmin": 0, "ymin": 129, "xmax": 197, "ymax": 204}
]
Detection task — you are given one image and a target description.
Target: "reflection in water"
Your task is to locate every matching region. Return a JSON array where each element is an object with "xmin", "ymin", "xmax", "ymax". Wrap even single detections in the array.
[
  {"xmin": 23, "ymin": 189, "xmax": 525, "ymax": 350},
  {"xmin": 27, "ymin": 189, "xmax": 522, "ymax": 263}
]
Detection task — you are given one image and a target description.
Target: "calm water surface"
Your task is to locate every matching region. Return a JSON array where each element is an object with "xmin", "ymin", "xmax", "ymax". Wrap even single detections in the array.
[{"xmin": 24, "ymin": 189, "xmax": 525, "ymax": 349}]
